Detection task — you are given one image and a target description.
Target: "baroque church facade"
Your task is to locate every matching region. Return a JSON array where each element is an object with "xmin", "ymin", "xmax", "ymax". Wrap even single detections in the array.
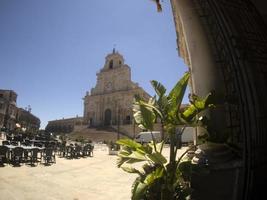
[
  {"xmin": 83, "ymin": 49, "xmax": 150, "ymax": 127},
  {"xmin": 46, "ymin": 49, "xmax": 150, "ymax": 133}
]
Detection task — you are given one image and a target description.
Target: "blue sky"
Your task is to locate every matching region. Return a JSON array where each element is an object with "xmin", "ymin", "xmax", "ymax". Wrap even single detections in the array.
[{"xmin": 0, "ymin": 0, "xmax": 188, "ymax": 129}]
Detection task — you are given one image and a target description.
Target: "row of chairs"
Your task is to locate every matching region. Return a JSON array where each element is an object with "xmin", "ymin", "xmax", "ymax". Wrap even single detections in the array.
[
  {"xmin": 2, "ymin": 139, "xmax": 59, "ymax": 148},
  {"xmin": 0, "ymin": 146, "xmax": 56, "ymax": 166},
  {"xmin": 5, "ymin": 133, "xmax": 51, "ymax": 142},
  {"xmin": 57, "ymin": 144, "xmax": 94, "ymax": 159}
]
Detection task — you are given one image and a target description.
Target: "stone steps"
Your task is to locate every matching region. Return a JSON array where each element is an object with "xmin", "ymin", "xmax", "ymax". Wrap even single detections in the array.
[{"xmin": 68, "ymin": 127, "xmax": 128, "ymax": 142}]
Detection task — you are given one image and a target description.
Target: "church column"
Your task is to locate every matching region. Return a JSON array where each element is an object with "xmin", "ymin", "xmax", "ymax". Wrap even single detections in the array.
[{"xmin": 171, "ymin": 0, "xmax": 227, "ymax": 139}]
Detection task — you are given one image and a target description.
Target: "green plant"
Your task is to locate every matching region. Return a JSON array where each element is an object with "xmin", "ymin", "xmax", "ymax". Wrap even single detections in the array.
[
  {"xmin": 116, "ymin": 72, "xmax": 214, "ymax": 200},
  {"xmin": 150, "ymin": 0, "xmax": 163, "ymax": 12},
  {"xmin": 108, "ymin": 141, "xmax": 120, "ymax": 151}
]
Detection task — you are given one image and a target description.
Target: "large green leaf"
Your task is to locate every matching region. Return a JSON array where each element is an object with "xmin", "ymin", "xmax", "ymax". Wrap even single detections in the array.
[
  {"xmin": 158, "ymin": 95, "xmax": 169, "ymax": 113},
  {"xmin": 132, "ymin": 166, "xmax": 165, "ymax": 200},
  {"xmin": 144, "ymin": 166, "xmax": 164, "ymax": 185},
  {"xmin": 116, "ymin": 139, "xmax": 142, "ymax": 150},
  {"xmin": 117, "ymin": 139, "xmax": 153, "ymax": 155},
  {"xmin": 150, "ymin": 80, "xmax": 171, "ymax": 124},
  {"xmin": 167, "ymin": 72, "xmax": 190, "ymax": 124},
  {"xmin": 146, "ymin": 152, "xmax": 167, "ymax": 165},
  {"xmin": 149, "ymin": 141, "xmax": 164, "ymax": 153},
  {"xmin": 133, "ymin": 98, "xmax": 156, "ymax": 131},
  {"xmin": 117, "ymin": 153, "xmax": 145, "ymax": 167},
  {"xmin": 181, "ymin": 92, "xmax": 214, "ymax": 121},
  {"xmin": 141, "ymin": 100, "xmax": 163, "ymax": 120},
  {"xmin": 116, "ymin": 141, "xmax": 150, "ymax": 167},
  {"xmin": 136, "ymin": 145, "xmax": 153, "ymax": 155},
  {"xmin": 168, "ymin": 72, "xmax": 190, "ymax": 108},
  {"xmin": 126, "ymin": 158, "xmax": 147, "ymax": 164},
  {"xmin": 117, "ymin": 149, "xmax": 131, "ymax": 157},
  {"xmin": 117, "ymin": 156, "xmax": 146, "ymax": 167},
  {"xmin": 132, "ymin": 181, "xmax": 148, "ymax": 200},
  {"xmin": 128, "ymin": 151, "xmax": 147, "ymax": 161},
  {"xmin": 150, "ymin": 80, "xmax": 166, "ymax": 98},
  {"xmin": 116, "ymin": 157, "xmax": 129, "ymax": 168},
  {"xmin": 121, "ymin": 165, "xmax": 142, "ymax": 174}
]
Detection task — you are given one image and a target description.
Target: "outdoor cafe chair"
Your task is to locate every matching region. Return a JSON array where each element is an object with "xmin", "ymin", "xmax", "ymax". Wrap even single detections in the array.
[
  {"xmin": 10, "ymin": 141, "xmax": 18, "ymax": 146},
  {"xmin": 82, "ymin": 145, "xmax": 89, "ymax": 157},
  {"xmin": 35, "ymin": 143, "xmax": 43, "ymax": 148},
  {"xmin": 2, "ymin": 140, "xmax": 10, "ymax": 145},
  {"xmin": 11, "ymin": 147, "xmax": 24, "ymax": 166},
  {"xmin": 28, "ymin": 148, "xmax": 41, "ymax": 166},
  {"xmin": 13, "ymin": 134, "xmax": 22, "ymax": 142},
  {"xmin": 82, "ymin": 144, "xmax": 92, "ymax": 157},
  {"xmin": 23, "ymin": 139, "xmax": 32, "ymax": 146},
  {"xmin": 42, "ymin": 148, "xmax": 56, "ymax": 165},
  {"xmin": 0, "ymin": 145, "xmax": 9, "ymax": 165},
  {"xmin": 23, "ymin": 148, "xmax": 29, "ymax": 162},
  {"xmin": 28, "ymin": 135, "xmax": 34, "ymax": 140},
  {"xmin": 6, "ymin": 134, "xmax": 13, "ymax": 141},
  {"xmin": 66, "ymin": 146, "xmax": 74, "ymax": 159},
  {"xmin": 73, "ymin": 145, "xmax": 82, "ymax": 158},
  {"xmin": 88, "ymin": 144, "xmax": 94, "ymax": 157},
  {"xmin": 21, "ymin": 141, "xmax": 29, "ymax": 146},
  {"xmin": 57, "ymin": 144, "xmax": 66, "ymax": 157}
]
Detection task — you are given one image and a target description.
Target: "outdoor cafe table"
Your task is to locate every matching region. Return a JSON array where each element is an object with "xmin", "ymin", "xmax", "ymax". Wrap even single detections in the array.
[
  {"xmin": 3, "ymin": 145, "xmax": 45, "ymax": 160},
  {"xmin": 4, "ymin": 145, "xmax": 45, "ymax": 150}
]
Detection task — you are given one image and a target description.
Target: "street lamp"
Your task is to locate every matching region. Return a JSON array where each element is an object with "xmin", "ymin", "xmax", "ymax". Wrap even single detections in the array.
[
  {"xmin": 133, "ymin": 118, "xmax": 136, "ymax": 139},
  {"xmin": 117, "ymin": 108, "xmax": 121, "ymax": 140}
]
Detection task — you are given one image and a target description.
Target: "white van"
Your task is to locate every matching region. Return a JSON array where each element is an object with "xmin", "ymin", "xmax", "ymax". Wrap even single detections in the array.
[
  {"xmin": 176, "ymin": 126, "xmax": 195, "ymax": 144},
  {"xmin": 135, "ymin": 131, "xmax": 162, "ymax": 144}
]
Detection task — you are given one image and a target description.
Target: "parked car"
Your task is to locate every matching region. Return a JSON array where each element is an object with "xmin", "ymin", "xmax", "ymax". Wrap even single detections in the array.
[
  {"xmin": 180, "ymin": 127, "xmax": 194, "ymax": 144},
  {"xmin": 164, "ymin": 127, "xmax": 194, "ymax": 146},
  {"xmin": 135, "ymin": 131, "xmax": 161, "ymax": 144}
]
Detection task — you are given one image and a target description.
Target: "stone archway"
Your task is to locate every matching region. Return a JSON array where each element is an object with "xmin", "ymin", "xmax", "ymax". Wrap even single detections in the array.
[
  {"xmin": 104, "ymin": 109, "xmax": 112, "ymax": 126},
  {"xmin": 171, "ymin": 0, "xmax": 267, "ymax": 199}
]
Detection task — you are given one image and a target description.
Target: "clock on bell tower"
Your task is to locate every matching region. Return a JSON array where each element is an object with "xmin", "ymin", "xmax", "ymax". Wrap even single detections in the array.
[{"xmin": 105, "ymin": 82, "xmax": 112, "ymax": 91}]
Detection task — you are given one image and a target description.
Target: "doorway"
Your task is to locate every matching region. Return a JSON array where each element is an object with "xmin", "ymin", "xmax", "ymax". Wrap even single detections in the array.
[{"xmin": 104, "ymin": 109, "xmax": 112, "ymax": 126}]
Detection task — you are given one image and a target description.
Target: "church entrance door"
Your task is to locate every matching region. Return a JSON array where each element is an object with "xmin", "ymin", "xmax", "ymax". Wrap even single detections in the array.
[{"xmin": 104, "ymin": 109, "xmax": 112, "ymax": 126}]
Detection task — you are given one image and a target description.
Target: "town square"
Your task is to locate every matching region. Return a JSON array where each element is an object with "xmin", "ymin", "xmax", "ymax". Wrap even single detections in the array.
[{"xmin": 1, "ymin": 0, "xmax": 267, "ymax": 200}]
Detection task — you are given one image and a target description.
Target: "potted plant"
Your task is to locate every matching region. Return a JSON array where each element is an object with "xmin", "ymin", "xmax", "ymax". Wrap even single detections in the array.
[
  {"xmin": 116, "ymin": 72, "xmax": 214, "ymax": 200},
  {"xmin": 108, "ymin": 141, "xmax": 120, "ymax": 155}
]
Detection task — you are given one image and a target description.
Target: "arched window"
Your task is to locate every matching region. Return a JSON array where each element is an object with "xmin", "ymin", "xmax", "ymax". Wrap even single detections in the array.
[
  {"xmin": 125, "ymin": 115, "xmax": 131, "ymax": 124},
  {"xmin": 109, "ymin": 60, "xmax": 113, "ymax": 69}
]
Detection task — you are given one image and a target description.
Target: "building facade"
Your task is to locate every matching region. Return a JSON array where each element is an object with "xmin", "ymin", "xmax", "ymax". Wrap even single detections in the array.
[
  {"xmin": 83, "ymin": 49, "xmax": 150, "ymax": 127},
  {"xmin": 0, "ymin": 89, "xmax": 40, "ymax": 132},
  {"xmin": 46, "ymin": 116, "xmax": 84, "ymax": 133},
  {"xmin": 170, "ymin": 0, "xmax": 267, "ymax": 199},
  {"xmin": 16, "ymin": 108, "xmax": 41, "ymax": 133},
  {"xmin": 0, "ymin": 90, "xmax": 18, "ymax": 130}
]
